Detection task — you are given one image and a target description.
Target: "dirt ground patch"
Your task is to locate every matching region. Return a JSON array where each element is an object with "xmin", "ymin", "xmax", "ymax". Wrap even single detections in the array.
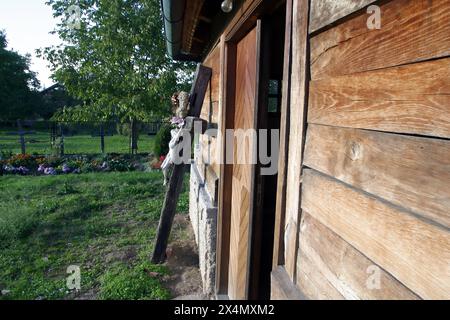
[{"xmin": 162, "ymin": 214, "xmax": 205, "ymax": 299}]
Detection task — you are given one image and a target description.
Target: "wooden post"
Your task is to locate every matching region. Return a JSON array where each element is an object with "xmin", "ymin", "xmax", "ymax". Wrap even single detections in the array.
[
  {"xmin": 129, "ymin": 119, "xmax": 132, "ymax": 154},
  {"xmin": 100, "ymin": 123, "xmax": 105, "ymax": 154},
  {"xmin": 283, "ymin": 0, "xmax": 310, "ymax": 281},
  {"xmin": 151, "ymin": 163, "xmax": 187, "ymax": 263},
  {"xmin": 59, "ymin": 123, "xmax": 65, "ymax": 157},
  {"xmin": 130, "ymin": 119, "xmax": 138, "ymax": 154},
  {"xmin": 133, "ymin": 120, "xmax": 138, "ymax": 154},
  {"xmin": 151, "ymin": 117, "xmax": 208, "ymax": 264},
  {"xmin": 50, "ymin": 122, "xmax": 57, "ymax": 149},
  {"xmin": 151, "ymin": 64, "xmax": 211, "ymax": 264},
  {"xmin": 17, "ymin": 120, "xmax": 26, "ymax": 155},
  {"xmin": 273, "ymin": 0, "xmax": 293, "ymax": 270}
]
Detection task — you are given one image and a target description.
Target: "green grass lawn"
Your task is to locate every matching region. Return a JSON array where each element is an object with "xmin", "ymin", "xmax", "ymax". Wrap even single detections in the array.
[
  {"xmin": 0, "ymin": 171, "xmax": 189, "ymax": 300},
  {"xmin": 0, "ymin": 130, "xmax": 155, "ymax": 155}
]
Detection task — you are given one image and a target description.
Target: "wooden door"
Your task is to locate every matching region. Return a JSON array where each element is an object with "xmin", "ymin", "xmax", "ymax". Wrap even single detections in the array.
[{"xmin": 228, "ymin": 25, "xmax": 260, "ymax": 300}]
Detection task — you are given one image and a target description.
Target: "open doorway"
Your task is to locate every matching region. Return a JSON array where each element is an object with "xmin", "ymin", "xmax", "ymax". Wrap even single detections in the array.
[
  {"xmin": 248, "ymin": 2, "xmax": 286, "ymax": 300},
  {"xmin": 221, "ymin": 0, "xmax": 287, "ymax": 300}
]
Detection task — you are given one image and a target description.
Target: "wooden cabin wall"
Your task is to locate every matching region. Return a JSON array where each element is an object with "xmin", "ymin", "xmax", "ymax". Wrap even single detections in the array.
[
  {"xmin": 188, "ymin": 41, "xmax": 223, "ymax": 296},
  {"xmin": 196, "ymin": 42, "xmax": 222, "ymax": 204},
  {"xmin": 280, "ymin": 0, "xmax": 450, "ymax": 300}
]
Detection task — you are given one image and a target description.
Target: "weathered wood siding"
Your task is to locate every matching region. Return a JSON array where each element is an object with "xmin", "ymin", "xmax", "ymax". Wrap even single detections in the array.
[
  {"xmin": 196, "ymin": 42, "xmax": 222, "ymax": 204},
  {"xmin": 309, "ymin": 0, "xmax": 376, "ymax": 33},
  {"xmin": 289, "ymin": 0, "xmax": 450, "ymax": 300},
  {"xmin": 189, "ymin": 0, "xmax": 450, "ymax": 300},
  {"xmin": 297, "ymin": 212, "xmax": 419, "ymax": 300},
  {"xmin": 189, "ymin": 40, "xmax": 222, "ymax": 296}
]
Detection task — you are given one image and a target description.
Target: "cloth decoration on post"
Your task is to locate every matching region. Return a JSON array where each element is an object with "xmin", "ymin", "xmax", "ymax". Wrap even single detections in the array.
[{"xmin": 161, "ymin": 91, "xmax": 190, "ymax": 185}]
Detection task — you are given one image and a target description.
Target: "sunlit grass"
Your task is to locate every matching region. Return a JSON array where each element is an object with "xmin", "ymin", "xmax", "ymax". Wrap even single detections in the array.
[
  {"xmin": 0, "ymin": 171, "xmax": 190, "ymax": 300},
  {"xmin": 0, "ymin": 130, "xmax": 155, "ymax": 155}
]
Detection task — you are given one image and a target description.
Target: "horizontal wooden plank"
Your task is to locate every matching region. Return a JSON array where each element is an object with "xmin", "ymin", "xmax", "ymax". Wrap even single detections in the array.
[
  {"xmin": 309, "ymin": 0, "xmax": 376, "ymax": 33},
  {"xmin": 308, "ymin": 58, "xmax": 450, "ymax": 138},
  {"xmin": 297, "ymin": 212, "xmax": 420, "ymax": 300},
  {"xmin": 301, "ymin": 169, "xmax": 450, "ymax": 300},
  {"xmin": 311, "ymin": 0, "xmax": 450, "ymax": 80},
  {"xmin": 297, "ymin": 249, "xmax": 344, "ymax": 299},
  {"xmin": 303, "ymin": 124, "xmax": 450, "ymax": 228}
]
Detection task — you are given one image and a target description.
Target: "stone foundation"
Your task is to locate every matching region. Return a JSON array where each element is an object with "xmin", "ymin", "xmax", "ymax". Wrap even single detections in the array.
[{"xmin": 189, "ymin": 163, "xmax": 217, "ymax": 297}]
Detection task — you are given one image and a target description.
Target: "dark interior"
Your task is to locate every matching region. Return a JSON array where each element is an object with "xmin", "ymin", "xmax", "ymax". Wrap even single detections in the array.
[{"xmin": 249, "ymin": 2, "xmax": 286, "ymax": 300}]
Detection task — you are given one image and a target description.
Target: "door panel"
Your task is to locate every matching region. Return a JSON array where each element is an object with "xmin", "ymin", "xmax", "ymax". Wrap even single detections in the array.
[{"xmin": 228, "ymin": 25, "xmax": 260, "ymax": 300}]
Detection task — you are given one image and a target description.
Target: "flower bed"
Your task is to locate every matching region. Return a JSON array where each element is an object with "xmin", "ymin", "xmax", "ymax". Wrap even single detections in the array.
[{"xmin": 0, "ymin": 153, "xmax": 157, "ymax": 176}]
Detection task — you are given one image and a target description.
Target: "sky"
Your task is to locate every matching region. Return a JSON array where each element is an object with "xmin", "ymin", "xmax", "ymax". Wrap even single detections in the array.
[{"xmin": 0, "ymin": 0, "xmax": 61, "ymax": 89}]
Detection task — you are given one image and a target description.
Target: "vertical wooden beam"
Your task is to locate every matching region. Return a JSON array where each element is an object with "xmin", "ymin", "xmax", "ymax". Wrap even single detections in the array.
[
  {"xmin": 216, "ymin": 35, "xmax": 236, "ymax": 296},
  {"xmin": 283, "ymin": 0, "xmax": 310, "ymax": 281},
  {"xmin": 59, "ymin": 123, "xmax": 65, "ymax": 157},
  {"xmin": 152, "ymin": 163, "xmax": 187, "ymax": 263},
  {"xmin": 17, "ymin": 120, "xmax": 26, "ymax": 155},
  {"xmin": 189, "ymin": 64, "xmax": 213, "ymax": 117},
  {"xmin": 50, "ymin": 122, "xmax": 57, "ymax": 149},
  {"xmin": 152, "ymin": 64, "xmax": 211, "ymax": 264},
  {"xmin": 272, "ymin": 0, "xmax": 293, "ymax": 270},
  {"xmin": 100, "ymin": 123, "xmax": 105, "ymax": 154},
  {"xmin": 152, "ymin": 118, "xmax": 208, "ymax": 264},
  {"xmin": 249, "ymin": 16, "xmax": 270, "ymax": 300}
]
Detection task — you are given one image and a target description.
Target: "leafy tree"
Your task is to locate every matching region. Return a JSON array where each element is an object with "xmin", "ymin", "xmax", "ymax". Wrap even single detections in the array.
[
  {"xmin": 40, "ymin": 84, "xmax": 79, "ymax": 120},
  {"xmin": 38, "ymin": 0, "xmax": 195, "ymax": 123},
  {"xmin": 0, "ymin": 30, "xmax": 42, "ymax": 121}
]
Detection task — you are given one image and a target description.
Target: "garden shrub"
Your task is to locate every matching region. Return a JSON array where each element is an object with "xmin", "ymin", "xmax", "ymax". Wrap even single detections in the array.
[
  {"xmin": 0, "ymin": 150, "xmax": 12, "ymax": 160},
  {"xmin": 1, "ymin": 154, "xmax": 144, "ymax": 175},
  {"xmin": 153, "ymin": 124, "xmax": 172, "ymax": 157},
  {"xmin": 107, "ymin": 157, "xmax": 134, "ymax": 172},
  {"xmin": 6, "ymin": 154, "xmax": 39, "ymax": 168}
]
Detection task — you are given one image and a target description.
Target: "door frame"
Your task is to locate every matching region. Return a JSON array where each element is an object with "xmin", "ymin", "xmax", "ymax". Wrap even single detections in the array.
[
  {"xmin": 216, "ymin": 0, "xmax": 287, "ymax": 299},
  {"xmin": 219, "ymin": 20, "xmax": 262, "ymax": 300}
]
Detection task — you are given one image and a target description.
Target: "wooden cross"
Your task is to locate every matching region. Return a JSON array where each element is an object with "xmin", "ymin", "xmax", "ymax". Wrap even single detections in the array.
[
  {"xmin": 151, "ymin": 64, "xmax": 212, "ymax": 264},
  {"xmin": 5, "ymin": 120, "xmax": 36, "ymax": 154}
]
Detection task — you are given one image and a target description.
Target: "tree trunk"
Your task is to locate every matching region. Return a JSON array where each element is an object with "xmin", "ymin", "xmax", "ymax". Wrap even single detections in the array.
[
  {"xmin": 100, "ymin": 124, "xmax": 105, "ymax": 154},
  {"xmin": 130, "ymin": 119, "xmax": 138, "ymax": 154}
]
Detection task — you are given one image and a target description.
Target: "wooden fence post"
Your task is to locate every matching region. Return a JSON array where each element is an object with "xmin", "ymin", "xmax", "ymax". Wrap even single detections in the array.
[
  {"xmin": 100, "ymin": 123, "xmax": 105, "ymax": 154},
  {"xmin": 17, "ymin": 120, "xmax": 26, "ymax": 155},
  {"xmin": 50, "ymin": 122, "xmax": 57, "ymax": 149},
  {"xmin": 59, "ymin": 123, "xmax": 65, "ymax": 156}
]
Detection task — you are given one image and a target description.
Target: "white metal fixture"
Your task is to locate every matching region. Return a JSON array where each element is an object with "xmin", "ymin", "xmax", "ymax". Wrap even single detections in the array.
[{"xmin": 221, "ymin": 0, "xmax": 233, "ymax": 13}]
